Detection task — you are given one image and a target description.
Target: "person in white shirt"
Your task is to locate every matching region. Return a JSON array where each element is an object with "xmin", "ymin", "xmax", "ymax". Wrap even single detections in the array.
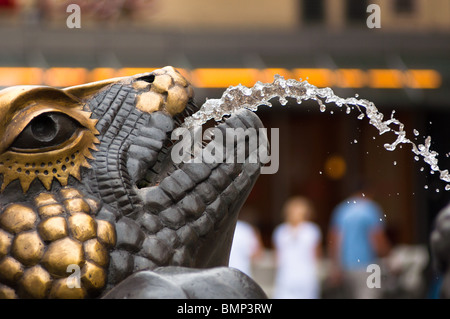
[
  {"xmin": 272, "ymin": 196, "xmax": 322, "ymax": 299},
  {"xmin": 229, "ymin": 219, "xmax": 263, "ymax": 278}
]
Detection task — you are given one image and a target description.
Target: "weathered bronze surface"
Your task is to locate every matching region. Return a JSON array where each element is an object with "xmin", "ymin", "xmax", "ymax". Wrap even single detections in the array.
[
  {"xmin": 20, "ymin": 265, "xmax": 52, "ymax": 299},
  {"xmin": 0, "ymin": 66, "xmax": 266, "ymax": 298}
]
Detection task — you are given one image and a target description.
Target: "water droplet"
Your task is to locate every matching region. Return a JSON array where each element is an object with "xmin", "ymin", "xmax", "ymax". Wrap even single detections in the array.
[
  {"xmin": 414, "ymin": 156, "xmax": 419, "ymax": 161},
  {"xmin": 319, "ymin": 171, "xmax": 323, "ymax": 175},
  {"xmin": 436, "ymin": 188, "xmax": 440, "ymax": 193},
  {"xmin": 420, "ymin": 167, "xmax": 424, "ymax": 172},
  {"xmin": 354, "ymin": 139, "xmax": 358, "ymax": 144},
  {"xmin": 424, "ymin": 185, "xmax": 428, "ymax": 189},
  {"xmin": 358, "ymin": 114, "xmax": 364, "ymax": 120},
  {"xmin": 385, "ymin": 144, "xmax": 395, "ymax": 151},
  {"xmin": 445, "ymin": 185, "xmax": 450, "ymax": 191},
  {"xmin": 355, "ymin": 94, "xmax": 359, "ymax": 98},
  {"xmin": 353, "ymin": 200, "xmax": 357, "ymax": 204},
  {"xmin": 379, "ymin": 218, "xmax": 383, "ymax": 222},
  {"xmin": 393, "ymin": 161, "xmax": 397, "ymax": 166},
  {"xmin": 357, "ymin": 259, "xmax": 360, "ymax": 263},
  {"xmin": 413, "ymin": 129, "xmax": 419, "ymax": 136},
  {"xmin": 362, "ymin": 193, "xmax": 366, "ymax": 197}
]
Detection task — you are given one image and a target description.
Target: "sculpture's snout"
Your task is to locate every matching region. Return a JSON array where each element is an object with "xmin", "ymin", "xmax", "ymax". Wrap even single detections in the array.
[{"xmin": 133, "ymin": 66, "xmax": 194, "ymax": 116}]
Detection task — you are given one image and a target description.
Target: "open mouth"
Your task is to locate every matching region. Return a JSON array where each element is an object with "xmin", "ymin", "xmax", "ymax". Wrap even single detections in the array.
[
  {"xmin": 134, "ymin": 100, "xmax": 264, "ymax": 231},
  {"xmin": 131, "ymin": 103, "xmax": 264, "ymax": 269},
  {"xmin": 133, "ymin": 100, "xmax": 200, "ymax": 190}
]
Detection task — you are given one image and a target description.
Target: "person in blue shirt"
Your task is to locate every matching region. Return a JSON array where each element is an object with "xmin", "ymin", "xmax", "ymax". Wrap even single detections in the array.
[{"xmin": 327, "ymin": 186, "xmax": 391, "ymax": 298}]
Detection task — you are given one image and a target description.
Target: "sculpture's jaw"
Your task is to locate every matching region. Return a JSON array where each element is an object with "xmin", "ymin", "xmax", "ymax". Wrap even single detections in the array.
[{"xmin": 134, "ymin": 108, "xmax": 264, "ymax": 268}]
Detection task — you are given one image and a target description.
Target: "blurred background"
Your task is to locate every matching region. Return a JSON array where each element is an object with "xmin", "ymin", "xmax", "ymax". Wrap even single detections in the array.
[{"xmin": 1, "ymin": 0, "xmax": 449, "ymax": 298}]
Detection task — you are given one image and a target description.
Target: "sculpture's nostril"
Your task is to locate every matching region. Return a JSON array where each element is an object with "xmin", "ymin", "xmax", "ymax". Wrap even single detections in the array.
[{"xmin": 137, "ymin": 75, "xmax": 155, "ymax": 84}]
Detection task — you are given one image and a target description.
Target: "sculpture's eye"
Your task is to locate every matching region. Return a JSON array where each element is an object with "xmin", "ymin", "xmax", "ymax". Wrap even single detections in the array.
[{"xmin": 11, "ymin": 112, "xmax": 81, "ymax": 150}]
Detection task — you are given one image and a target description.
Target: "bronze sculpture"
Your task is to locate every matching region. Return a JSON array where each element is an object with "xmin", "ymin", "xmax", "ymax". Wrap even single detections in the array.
[{"xmin": 0, "ymin": 66, "xmax": 266, "ymax": 298}]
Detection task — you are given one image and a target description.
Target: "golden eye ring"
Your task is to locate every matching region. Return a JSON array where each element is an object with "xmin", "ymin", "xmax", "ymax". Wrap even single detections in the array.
[
  {"xmin": 0, "ymin": 104, "xmax": 99, "ymax": 193},
  {"xmin": 0, "ymin": 127, "xmax": 98, "ymax": 193}
]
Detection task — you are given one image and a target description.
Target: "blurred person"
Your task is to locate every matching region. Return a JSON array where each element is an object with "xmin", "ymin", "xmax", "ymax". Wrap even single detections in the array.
[
  {"xmin": 272, "ymin": 196, "xmax": 322, "ymax": 299},
  {"xmin": 22, "ymin": 0, "xmax": 51, "ymax": 25},
  {"xmin": 327, "ymin": 183, "xmax": 391, "ymax": 299},
  {"xmin": 229, "ymin": 209, "xmax": 263, "ymax": 278}
]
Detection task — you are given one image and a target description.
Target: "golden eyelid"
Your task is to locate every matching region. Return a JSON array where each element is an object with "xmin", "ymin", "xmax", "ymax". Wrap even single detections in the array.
[{"xmin": 1, "ymin": 106, "xmax": 98, "ymax": 154}]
